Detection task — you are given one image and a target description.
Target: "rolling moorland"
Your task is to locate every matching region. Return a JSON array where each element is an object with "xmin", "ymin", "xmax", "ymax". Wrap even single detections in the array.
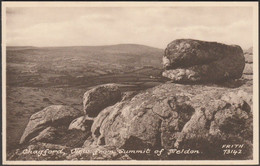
[{"xmin": 6, "ymin": 44, "xmax": 166, "ymax": 151}]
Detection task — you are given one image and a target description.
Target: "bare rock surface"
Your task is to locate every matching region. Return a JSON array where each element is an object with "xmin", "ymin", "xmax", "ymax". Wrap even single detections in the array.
[
  {"xmin": 162, "ymin": 39, "xmax": 245, "ymax": 83},
  {"xmin": 20, "ymin": 105, "xmax": 82, "ymax": 144},
  {"xmin": 29, "ymin": 126, "xmax": 57, "ymax": 143},
  {"xmin": 68, "ymin": 116, "xmax": 93, "ymax": 131},
  {"xmin": 91, "ymin": 83, "xmax": 252, "ymax": 159},
  {"xmin": 83, "ymin": 84, "xmax": 122, "ymax": 117}
]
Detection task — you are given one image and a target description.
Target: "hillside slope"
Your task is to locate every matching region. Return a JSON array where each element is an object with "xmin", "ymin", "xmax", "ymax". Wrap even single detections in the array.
[{"xmin": 7, "ymin": 44, "xmax": 164, "ymax": 87}]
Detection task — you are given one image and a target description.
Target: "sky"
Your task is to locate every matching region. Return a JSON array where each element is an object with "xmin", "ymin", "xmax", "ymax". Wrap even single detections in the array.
[{"xmin": 6, "ymin": 6, "xmax": 253, "ymax": 49}]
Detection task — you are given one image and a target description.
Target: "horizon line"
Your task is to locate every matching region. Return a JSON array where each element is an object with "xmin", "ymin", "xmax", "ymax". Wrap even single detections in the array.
[{"xmin": 6, "ymin": 43, "xmax": 165, "ymax": 49}]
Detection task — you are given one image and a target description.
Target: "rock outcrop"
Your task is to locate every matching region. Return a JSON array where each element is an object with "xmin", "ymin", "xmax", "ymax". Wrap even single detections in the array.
[
  {"xmin": 20, "ymin": 105, "xmax": 82, "ymax": 144},
  {"xmin": 83, "ymin": 84, "xmax": 122, "ymax": 117},
  {"xmin": 162, "ymin": 39, "xmax": 245, "ymax": 83},
  {"xmin": 91, "ymin": 83, "xmax": 252, "ymax": 159}
]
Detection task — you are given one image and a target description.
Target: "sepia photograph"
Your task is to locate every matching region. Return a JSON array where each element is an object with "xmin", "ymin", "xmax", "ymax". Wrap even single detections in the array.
[{"xmin": 1, "ymin": 1, "xmax": 259, "ymax": 165}]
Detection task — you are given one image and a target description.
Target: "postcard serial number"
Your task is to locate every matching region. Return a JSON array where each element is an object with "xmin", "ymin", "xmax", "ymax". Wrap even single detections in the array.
[{"xmin": 222, "ymin": 144, "xmax": 244, "ymax": 155}]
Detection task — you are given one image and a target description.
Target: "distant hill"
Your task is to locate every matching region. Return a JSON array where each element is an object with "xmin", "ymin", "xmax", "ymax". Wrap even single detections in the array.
[
  {"xmin": 7, "ymin": 44, "xmax": 163, "ymax": 54},
  {"xmin": 6, "ymin": 46, "xmax": 37, "ymax": 51},
  {"xmin": 7, "ymin": 44, "xmax": 164, "ymax": 67},
  {"xmin": 6, "ymin": 44, "xmax": 164, "ymax": 87}
]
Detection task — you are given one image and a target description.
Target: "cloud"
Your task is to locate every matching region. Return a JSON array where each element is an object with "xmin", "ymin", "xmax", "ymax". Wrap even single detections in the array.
[
  {"xmin": 6, "ymin": 6, "xmax": 253, "ymax": 49},
  {"xmin": 168, "ymin": 20, "xmax": 253, "ymax": 48}
]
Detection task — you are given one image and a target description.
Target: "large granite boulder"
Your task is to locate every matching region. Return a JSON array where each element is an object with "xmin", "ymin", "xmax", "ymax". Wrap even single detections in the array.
[
  {"xmin": 162, "ymin": 39, "xmax": 245, "ymax": 83},
  {"xmin": 91, "ymin": 83, "xmax": 252, "ymax": 159},
  {"xmin": 83, "ymin": 84, "xmax": 122, "ymax": 117},
  {"xmin": 20, "ymin": 105, "xmax": 82, "ymax": 144}
]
